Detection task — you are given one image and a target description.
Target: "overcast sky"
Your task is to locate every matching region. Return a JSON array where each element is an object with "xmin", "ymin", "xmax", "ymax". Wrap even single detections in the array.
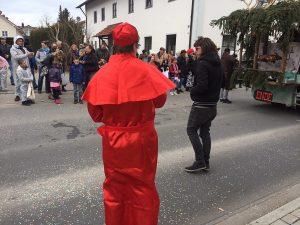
[{"xmin": 1, "ymin": 0, "xmax": 85, "ymax": 26}]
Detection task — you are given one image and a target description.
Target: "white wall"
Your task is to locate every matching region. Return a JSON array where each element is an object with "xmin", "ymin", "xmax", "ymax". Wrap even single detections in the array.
[
  {"xmin": 86, "ymin": 0, "xmax": 193, "ymax": 53},
  {"xmin": 192, "ymin": 0, "xmax": 244, "ymax": 49},
  {"xmin": 0, "ymin": 16, "xmax": 20, "ymax": 38},
  {"xmin": 85, "ymin": 0, "xmax": 245, "ymax": 53}
]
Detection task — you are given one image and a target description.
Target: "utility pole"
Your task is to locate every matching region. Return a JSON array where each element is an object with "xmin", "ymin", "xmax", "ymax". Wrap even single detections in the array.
[{"xmin": 189, "ymin": 0, "xmax": 195, "ymax": 48}]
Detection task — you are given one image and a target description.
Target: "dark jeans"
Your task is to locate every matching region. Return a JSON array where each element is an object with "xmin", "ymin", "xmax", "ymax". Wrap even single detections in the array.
[
  {"xmin": 38, "ymin": 67, "xmax": 51, "ymax": 93},
  {"xmin": 73, "ymin": 83, "xmax": 83, "ymax": 101},
  {"xmin": 187, "ymin": 105, "xmax": 217, "ymax": 163},
  {"xmin": 52, "ymin": 88, "xmax": 61, "ymax": 100},
  {"xmin": 180, "ymin": 77, "xmax": 187, "ymax": 89}
]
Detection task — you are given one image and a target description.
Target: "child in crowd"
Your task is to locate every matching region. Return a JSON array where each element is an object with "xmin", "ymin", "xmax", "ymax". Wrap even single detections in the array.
[
  {"xmin": 16, "ymin": 59, "xmax": 34, "ymax": 106},
  {"xmin": 49, "ymin": 61, "xmax": 62, "ymax": 104},
  {"xmin": 169, "ymin": 58, "xmax": 180, "ymax": 95},
  {"xmin": 0, "ymin": 56, "xmax": 9, "ymax": 92},
  {"xmin": 70, "ymin": 57, "xmax": 85, "ymax": 104}
]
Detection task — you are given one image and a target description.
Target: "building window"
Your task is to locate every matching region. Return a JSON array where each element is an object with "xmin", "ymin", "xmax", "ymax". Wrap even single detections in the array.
[
  {"xmin": 129, "ymin": 0, "xmax": 134, "ymax": 13},
  {"xmin": 144, "ymin": 36, "xmax": 152, "ymax": 51},
  {"xmin": 112, "ymin": 3, "xmax": 117, "ymax": 18},
  {"xmin": 94, "ymin": 11, "xmax": 97, "ymax": 24},
  {"xmin": 221, "ymin": 35, "xmax": 236, "ymax": 54},
  {"xmin": 146, "ymin": 0, "xmax": 153, "ymax": 8},
  {"xmin": 2, "ymin": 31, "xmax": 8, "ymax": 37},
  {"xmin": 101, "ymin": 8, "xmax": 105, "ymax": 21},
  {"xmin": 166, "ymin": 34, "xmax": 176, "ymax": 53}
]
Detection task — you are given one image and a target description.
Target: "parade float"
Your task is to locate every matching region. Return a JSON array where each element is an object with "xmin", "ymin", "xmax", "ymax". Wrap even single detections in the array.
[{"xmin": 212, "ymin": 0, "xmax": 300, "ymax": 108}]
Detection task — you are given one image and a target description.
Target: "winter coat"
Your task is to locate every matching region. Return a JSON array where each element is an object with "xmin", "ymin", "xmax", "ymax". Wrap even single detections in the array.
[
  {"xmin": 221, "ymin": 53, "xmax": 236, "ymax": 89},
  {"xmin": 35, "ymin": 48, "xmax": 50, "ymax": 68},
  {"xmin": 10, "ymin": 38, "xmax": 30, "ymax": 82},
  {"xmin": 70, "ymin": 64, "xmax": 85, "ymax": 84},
  {"xmin": 83, "ymin": 52, "xmax": 98, "ymax": 74},
  {"xmin": 177, "ymin": 55, "xmax": 188, "ymax": 78},
  {"xmin": 16, "ymin": 66, "xmax": 33, "ymax": 102},
  {"xmin": 48, "ymin": 66, "xmax": 62, "ymax": 83},
  {"xmin": 190, "ymin": 52, "xmax": 223, "ymax": 106},
  {"xmin": 169, "ymin": 63, "xmax": 179, "ymax": 78},
  {"xmin": 0, "ymin": 43, "xmax": 11, "ymax": 61}
]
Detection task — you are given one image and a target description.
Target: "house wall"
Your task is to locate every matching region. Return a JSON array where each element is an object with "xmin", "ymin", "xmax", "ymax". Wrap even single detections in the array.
[
  {"xmin": 0, "ymin": 16, "xmax": 20, "ymax": 38},
  {"xmin": 84, "ymin": 0, "xmax": 245, "ymax": 53},
  {"xmin": 86, "ymin": 0, "xmax": 192, "ymax": 53}
]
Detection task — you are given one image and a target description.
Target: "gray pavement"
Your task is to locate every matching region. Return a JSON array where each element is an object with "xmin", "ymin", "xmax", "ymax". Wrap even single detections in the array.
[{"xmin": 0, "ymin": 85, "xmax": 299, "ymax": 225}]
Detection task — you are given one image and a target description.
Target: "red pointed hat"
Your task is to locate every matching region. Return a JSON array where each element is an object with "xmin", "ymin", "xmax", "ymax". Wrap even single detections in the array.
[{"xmin": 112, "ymin": 22, "xmax": 139, "ymax": 47}]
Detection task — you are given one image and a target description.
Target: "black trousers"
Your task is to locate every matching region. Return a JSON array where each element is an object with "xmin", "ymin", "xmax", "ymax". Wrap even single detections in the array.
[{"xmin": 187, "ymin": 105, "xmax": 217, "ymax": 162}]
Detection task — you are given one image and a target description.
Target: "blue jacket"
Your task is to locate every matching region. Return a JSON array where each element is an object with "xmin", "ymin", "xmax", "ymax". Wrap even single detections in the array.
[{"xmin": 70, "ymin": 64, "xmax": 85, "ymax": 84}]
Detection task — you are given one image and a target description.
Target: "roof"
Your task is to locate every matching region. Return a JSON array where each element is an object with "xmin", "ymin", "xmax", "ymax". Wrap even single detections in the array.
[
  {"xmin": 76, "ymin": 0, "xmax": 96, "ymax": 8},
  {"xmin": 0, "ymin": 13, "xmax": 24, "ymax": 36},
  {"xmin": 94, "ymin": 23, "xmax": 122, "ymax": 37}
]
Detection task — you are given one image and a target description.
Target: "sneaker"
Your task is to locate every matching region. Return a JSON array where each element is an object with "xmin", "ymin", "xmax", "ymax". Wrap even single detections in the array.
[
  {"xmin": 74, "ymin": 100, "xmax": 78, "ymax": 104},
  {"xmin": 22, "ymin": 101, "xmax": 31, "ymax": 106},
  {"xmin": 28, "ymin": 99, "xmax": 35, "ymax": 104},
  {"xmin": 79, "ymin": 100, "xmax": 83, "ymax": 104},
  {"xmin": 223, "ymin": 99, "xmax": 232, "ymax": 104},
  {"xmin": 203, "ymin": 161, "xmax": 210, "ymax": 171},
  {"xmin": 54, "ymin": 99, "xmax": 62, "ymax": 105},
  {"xmin": 184, "ymin": 161, "xmax": 206, "ymax": 173},
  {"xmin": 170, "ymin": 92, "xmax": 174, "ymax": 96},
  {"xmin": 220, "ymin": 99, "xmax": 224, "ymax": 103},
  {"xmin": 15, "ymin": 96, "xmax": 20, "ymax": 102}
]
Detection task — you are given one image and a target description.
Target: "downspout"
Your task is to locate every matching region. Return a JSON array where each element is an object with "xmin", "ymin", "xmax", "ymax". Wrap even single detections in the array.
[{"xmin": 189, "ymin": 0, "xmax": 195, "ymax": 48}]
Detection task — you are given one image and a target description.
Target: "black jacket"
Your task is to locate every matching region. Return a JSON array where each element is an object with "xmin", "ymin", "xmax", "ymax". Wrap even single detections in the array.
[
  {"xmin": 0, "ymin": 44, "xmax": 11, "ymax": 61},
  {"xmin": 190, "ymin": 52, "xmax": 223, "ymax": 106},
  {"xmin": 177, "ymin": 55, "xmax": 188, "ymax": 78},
  {"xmin": 83, "ymin": 52, "xmax": 99, "ymax": 74}
]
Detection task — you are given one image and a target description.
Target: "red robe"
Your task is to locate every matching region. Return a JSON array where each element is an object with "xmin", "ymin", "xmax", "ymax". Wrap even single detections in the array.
[{"xmin": 82, "ymin": 54, "xmax": 175, "ymax": 225}]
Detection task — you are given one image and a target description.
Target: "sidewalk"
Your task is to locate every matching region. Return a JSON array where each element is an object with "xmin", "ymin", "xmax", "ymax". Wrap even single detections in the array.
[{"xmin": 249, "ymin": 198, "xmax": 300, "ymax": 225}]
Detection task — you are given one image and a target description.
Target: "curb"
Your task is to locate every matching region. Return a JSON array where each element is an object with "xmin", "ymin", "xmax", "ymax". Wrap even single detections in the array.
[{"xmin": 248, "ymin": 197, "xmax": 300, "ymax": 225}]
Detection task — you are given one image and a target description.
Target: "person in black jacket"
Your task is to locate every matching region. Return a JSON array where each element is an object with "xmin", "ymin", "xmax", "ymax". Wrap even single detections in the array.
[
  {"xmin": 185, "ymin": 37, "xmax": 223, "ymax": 173},
  {"xmin": 81, "ymin": 45, "xmax": 98, "ymax": 90},
  {"xmin": 177, "ymin": 50, "xmax": 189, "ymax": 92}
]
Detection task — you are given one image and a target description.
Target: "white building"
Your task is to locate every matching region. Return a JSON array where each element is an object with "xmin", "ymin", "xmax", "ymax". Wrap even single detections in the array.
[
  {"xmin": 0, "ymin": 10, "xmax": 23, "ymax": 42},
  {"xmin": 77, "ymin": 0, "xmax": 245, "ymax": 54}
]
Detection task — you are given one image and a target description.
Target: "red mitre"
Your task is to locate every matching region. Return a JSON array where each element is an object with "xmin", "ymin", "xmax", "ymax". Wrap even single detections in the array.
[{"xmin": 112, "ymin": 23, "xmax": 139, "ymax": 47}]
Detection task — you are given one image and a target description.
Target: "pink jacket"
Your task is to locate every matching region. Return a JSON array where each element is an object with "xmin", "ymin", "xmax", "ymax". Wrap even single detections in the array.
[{"xmin": 0, "ymin": 56, "xmax": 9, "ymax": 68}]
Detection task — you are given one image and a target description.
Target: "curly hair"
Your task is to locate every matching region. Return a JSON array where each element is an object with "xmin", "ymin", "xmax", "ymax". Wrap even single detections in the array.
[{"xmin": 194, "ymin": 37, "xmax": 217, "ymax": 56}]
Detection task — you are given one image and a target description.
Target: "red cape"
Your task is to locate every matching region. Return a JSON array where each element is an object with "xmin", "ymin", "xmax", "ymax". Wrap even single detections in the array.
[{"xmin": 82, "ymin": 54, "xmax": 175, "ymax": 105}]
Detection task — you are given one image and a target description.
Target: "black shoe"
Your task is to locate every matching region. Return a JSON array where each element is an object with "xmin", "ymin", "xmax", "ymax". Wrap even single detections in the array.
[
  {"xmin": 11, "ymin": 83, "xmax": 15, "ymax": 86},
  {"xmin": 79, "ymin": 100, "xmax": 83, "ymax": 104},
  {"xmin": 15, "ymin": 96, "xmax": 20, "ymax": 102},
  {"xmin": 203, "ymin": 161, "xmax": 210, "ymax": 171},
  {"xmin": 184, "ymin": 161, "xmax": 206, "ymax": 173},
  {"xmin": 74, "ymin": 100, "xmax": 78, "ymax": 104},
  {"xmin": 220, "ymin": 99, "xmax": 224, "ymax": 103},
  {"xmin": 223, "ymin": 99, "xmax": 232, "ymax": 104},
  {"xmin": 28, "ymin": 99, "xmax": 35, "ymax": 104},
  {"xmin": 22, "ymin": 101, "xmax": 31, "ymax": 106}
]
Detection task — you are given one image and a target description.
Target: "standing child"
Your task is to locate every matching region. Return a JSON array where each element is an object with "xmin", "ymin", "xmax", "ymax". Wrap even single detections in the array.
[
  {"xmin": 0, "ymin": 56, "xmax": 9, "ymax": 92},
  {"xmin": 49, "ymin": 61, "xmax": 62, "ymax": 104},
  {"xmin": 70, "ymin": 57, "xmax": 85, "ymax": 104},
  {"xmin": 16, "ymin": 59, "xmax": 34, "ymax": 106},
  {"xmin": 169, "ymin": 58, "xmax": 180, "ymax": 95}
]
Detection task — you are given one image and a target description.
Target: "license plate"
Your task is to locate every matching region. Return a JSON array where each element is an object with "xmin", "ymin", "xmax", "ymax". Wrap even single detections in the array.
[{"xmin": 254, "ymin": 90, "xmax": 273, "ymax": 102}]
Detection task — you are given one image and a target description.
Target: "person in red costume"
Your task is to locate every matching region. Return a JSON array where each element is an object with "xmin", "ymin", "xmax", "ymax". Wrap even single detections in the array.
[{"xmin": 82, "ymin": 23, "xmax": 175, "ymax": 225}]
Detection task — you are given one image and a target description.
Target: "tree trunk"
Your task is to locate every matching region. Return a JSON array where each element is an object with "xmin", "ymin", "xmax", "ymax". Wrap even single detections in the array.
[
  {"xmin": 253, "ymin": 33, "xmax": 261, "ymax": 69},
  {"xmin": 239, "ymin": 42, "xmax": 244, "ymax": 68},
  {"xmin": 280, "ymin": 49, "xmax": 288, "ymax": 73}
]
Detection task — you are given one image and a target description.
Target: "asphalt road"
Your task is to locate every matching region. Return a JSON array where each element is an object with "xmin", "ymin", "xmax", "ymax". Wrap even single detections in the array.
[{"xmin": 0, "ymin": 88, "xmax": 299, "ymax": 225}]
